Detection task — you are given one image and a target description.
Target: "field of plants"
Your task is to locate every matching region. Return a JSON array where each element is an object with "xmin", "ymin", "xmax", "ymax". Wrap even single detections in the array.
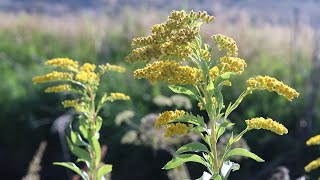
[{"xmin": 0, "ymin": 5, "xmax": 320, "ymax": 180}]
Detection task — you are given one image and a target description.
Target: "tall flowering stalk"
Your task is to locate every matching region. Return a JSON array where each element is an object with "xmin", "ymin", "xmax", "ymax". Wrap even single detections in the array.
[
  {"xmin": 33, "ymin": 58, "xmax": 129, "ymax": 180},
  {"xmin": 126, "ymin": 10, "xmax": 299, "ymax": 179}
]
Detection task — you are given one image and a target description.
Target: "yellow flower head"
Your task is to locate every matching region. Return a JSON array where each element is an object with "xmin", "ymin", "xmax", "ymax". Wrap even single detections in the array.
[
  {"xmin": 212, "ymin": 34, "xmax": 238, "ymax": 57},
  {"xmin": 99, "ymin": 63, "xmax": 126, "ymax": 74},
  {"xmin": 61, "ymin": 99, "xmax": 83, "ymax": 112},
  {"xmin": 32, "ymin": 71, "xmax": 73, "ymax": 84},
  {"xmin": 126, "ymin": 10, "xmax": 214, "ymax": 63},
  {"xmin": 305, "ymin": 158, "xmax": 320, "ymax": 172},
  {"xmin": 45, "ymin": 58, "xmax": 79, "ymax": 71},
  {"xmin": 155, "ymin": 110, "xmax": 185, "ymax": 129},
  {"xmin": 306, "ymin": 134, "xmax": 320, "ymax": 146},
  {"xmin": 219, "ymin": 56, "xmax": 247, "ymax": 74},
  {"xmin": 75, "ymin": 71, "xmax": 99, "ymax": 84},
  {"xmin": 133, "ymin": 60, "xmax": 200, "ymax": 85},
  {"xmin": 245, "ymin": 117, "xmax": 288, "ymax": 135},
  {"xmin": 44, "ymin": 84, "xmax": 71, "ymax": 93},
  {"xmin": 80, "ymin": 63, "xmax": 96, "ymax": 72},
  {"xmin": 246, "ymin": 76, "xmax": 299, "ymax": 101},
  {"xmin": 109, "ymin": 93, "xmax": 130, "ymax": 101},
  {"xmin": 209, "ymin": 66, "xmax": 219, "ymax": 80},
  {"xmin": 164, "ymin": 122, "xmax": 192, "ymax": 137}
]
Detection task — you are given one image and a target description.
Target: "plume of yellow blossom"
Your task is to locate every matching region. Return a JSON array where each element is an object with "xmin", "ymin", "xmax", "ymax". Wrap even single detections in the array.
[
  {"xmin": 133, "ymin": 60, "xmax": 201, "ymax": 85},
  {"xmin": 45, "ymin": 58, "xmax": 79, "ymax": 71},
  {"xmin": 79, "ymin": 63, "xmax": 96, "ymax": 72},
  {"xmin": 209, "ymin": 66, "xmax": 219, "ymax": 80},
  {"xmin": 32, "ymin": 71, "xmax": 73, "ymax": 84},
  {"xmin": 75, "ymin": 71, "xmax": 99, "ymax": 84},
  {"xmin": 62, "ymin": 99, "xmax": 80, "ymax": 109},
  {"xmin": 126, "ymin": 10, "xmax": 214, "ymax": 63},
  {"xmin": 212, "ymin": 34, "xmax": 238, "ymax": 57},
  {"xmin": 108, "ymin": 93, "xmax": 130, "ymax": 101},
  {"xmin": 200, "ymin": 49, "xmax": 211, "ymax": 62},
  {"xmin": 155, "ymin": 110, "xmax": 186, "ymax": 129},
  {"xmin": 246, "ymin": 76, "xmax": 299, "ymax": 101},
  {"xmin": 305, "ymin": 158, "xmax": 320, "ymax": 172},
  {"xmin": 219, "ymin": 57, "xmax": 247, "ymax": 74},
  {"xmin": 306, "ymin": 134, "xmax": 320, "ymax": 146},
  {"xmin": 245, "ymin": 117, "xmax": 288, "ymax": 135},
  {"xmin": 164, "ymin": 123, "xmax": 192, "ymax": 137},
  {"xmin": 44, "ymin": 84, "xmax": 72, "ymax": 93},
  {"xmin": 99, "ymin": 63, "xmax": 126, "ymax": 74}
]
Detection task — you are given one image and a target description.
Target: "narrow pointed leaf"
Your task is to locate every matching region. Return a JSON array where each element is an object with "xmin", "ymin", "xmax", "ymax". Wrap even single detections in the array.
[
  {"xmin": 168, "ymin": 85, "xmax": 201, "ymax": 101},
  {"xmin": 176, "ymin": 142, "xmax": 210, "ymax": 154},
  {"xmin": 91, "ymin": 137, "xmax": 101, "ymax": 166},
  {"xmin": 66, "ymin": 137, "xmax": 91, "ymax": 162},
  {"xmin": 225, "ymin": 148, "xmax": 264, "ymax": 162},
  {"xmin": 97, "ymin": 164, "xmax": 112, "ymax": 180},
  {"xmin": 53, "ymin": 162, "xmax": 89, "ymax": 180},
  {"xmin": 163, "ymin": 154, "xmax": 207, "ymax": 170}
]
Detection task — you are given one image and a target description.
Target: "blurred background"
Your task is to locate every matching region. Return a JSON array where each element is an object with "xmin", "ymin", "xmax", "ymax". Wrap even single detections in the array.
[{"xmin": 0, "ymin": 0, "xmax": 320, "ymax": 179}]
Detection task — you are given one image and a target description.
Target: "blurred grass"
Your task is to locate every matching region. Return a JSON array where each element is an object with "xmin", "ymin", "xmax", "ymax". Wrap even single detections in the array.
[{"xmin": 0, "ymin": 8, "xmax": 318, "ymax": 179}]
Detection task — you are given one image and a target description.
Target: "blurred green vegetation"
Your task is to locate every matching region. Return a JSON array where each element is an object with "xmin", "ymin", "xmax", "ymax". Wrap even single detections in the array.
[{"xmin": 0, "ymin": 12, "xmax": 319, "ymax": 179}]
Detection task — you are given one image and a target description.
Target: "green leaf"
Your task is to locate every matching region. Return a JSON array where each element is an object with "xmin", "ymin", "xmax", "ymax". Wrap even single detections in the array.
[
  {"xmin": 96, "ymin": 116, "xmax": 103, "ymax": 131},
  {"xmin": 163, "ymin": 154, "xmax": 208, "ymax": 170},
  {"xmin": 66, "ymin": 137, "xmax": 91, "ymax": 162},
  {"xmin": 69, "ymin": 124, "xmax": 87, "ymax": 146},
  {"xmin": 53, "ymin": 162, "xmax": 89, "ymax": 180},
  {"xmin": 216, "ymin": 121, "xmax": 234, "ymax": 140},
  {"xmin": 220, "ymin": 72, "xmax": 233, "ymax": 79},
  {"xmin": 79, "ymin": 124, "xmax": 89, "ymax": 139},
  {"xmin": 97, "ymin": 164, "xmax": 112, "ymax": 180},
  {"xmin": 225, "ymin": 148, "xmax": 264, "ymax": 162},
  {"xmin": 168, "ymin": 85, "xmax": 201, "ymax": 101},
  {"xmin": 91, "ymin": 136, "xmax": 101, "ymax": 166},
  {"xmin": 176, "ymin": 142, "xmax": 210, "ymax": 154},
  {"xmin": 169, "ymin": 113, "xmax": 206, "ymax": 128},
  {"xmin": 220, "ymin": 161, "xmax": 240, "ymax": 179}
]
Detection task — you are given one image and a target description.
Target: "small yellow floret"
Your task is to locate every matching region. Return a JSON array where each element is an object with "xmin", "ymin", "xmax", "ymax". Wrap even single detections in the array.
[
  {"xmin": 44, "ymin": 84, "xmax": 71, "ymax": 93},
  {"xmin": 99, "ymin": 63, "xmax": 126, "ymax": 74},
  {"xmin": 306, "ymin": 134, "xmax": 320, "ymax": 146},
  {"xmin": 32, "ymin": 71, "xmax": 73, "ymax": 84},
  {"xmin": 62, "ymin": 99, "xmax": 80, "ymax": 109},
  {"xmin": 220, "ymin": 56, "xmax": 247, "ymax": 74},
  {"xmin": 75, "ymin": 71, "xmax": 99, "ymax": 84},
  {"xmin": 155, "ymin": 110, "xmax": 185, "ymax": 129},
  {"xmin": 209, "ymin": 66, "xmax": 219, "ymax": 80},
  {"xmin": 164, "ymin": 122, "xmax": 191, "ymax": 137},
  {"xmin": 305, "ymin": 158, "xmax": 320, "ymax": 172},
  {"xmin": 109, "ymin": 93, "xmax": 130, "ymax": 101},
  {"xmin": 45, "ymin": 58, "xmax": 79, "ymax": 71},
  {"xmin": 246, "ymin": 76, "xmax": 299, "ymax": 101},
  {"xmin": 245, "ymin": 117, "xmax": 288, "ymax": 135}
]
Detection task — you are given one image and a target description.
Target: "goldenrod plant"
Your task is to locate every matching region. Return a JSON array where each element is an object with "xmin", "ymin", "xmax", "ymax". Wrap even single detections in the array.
[
  {"xmin": 305, "ymin": 134, "xmax": 320, "ymax": 173},
  {"xmin": 32, "ymin": 58, "xmax": 129, "ymax": 180},
  {"xmin": 126, "ymin": 10, "xmax": 299, "ymax": 179}
]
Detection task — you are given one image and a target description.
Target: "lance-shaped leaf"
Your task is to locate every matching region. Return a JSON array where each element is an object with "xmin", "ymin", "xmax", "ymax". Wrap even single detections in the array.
[
  {"xmin": 97, "ymin": 164, "xmax": 112, "ymax": 180},
  {"xmin": 169, "ymin": 113, "xmax": 206, "ymax": 128},
  {"xmin": 69, "ymin": 124, "xmax": 88, "ymax": 146},
  {"xmin": 176, "ymin": 142, "xmax": 210, "ymax": 155},
  {"xmin": 91, "ymin": 136, "xmax": 101, "ymax": 166},
  {"xmin": 53, "ymin": 162, "xmax": 89, "ymax": 180},
  {"xmin": 66, "ymin": 137, "xmax": 91, "ymax": 162},
  {"xmin": 168, "ymin": 85, "xmax": 201, "ymax": 101},
  {"xmin": 163, "ymin": 154, "xmax": 208, "ymax": 170},
  {"xmin": 225, "ymin": 148, "xmax": 264, "ymax": 162},
  {"xmin": 96, "ymin": 116, "xmax": 103, "ymax": 132},
  {"xmin": 216, "ymin": 121, "xmax": 234, "ymax": 140}
]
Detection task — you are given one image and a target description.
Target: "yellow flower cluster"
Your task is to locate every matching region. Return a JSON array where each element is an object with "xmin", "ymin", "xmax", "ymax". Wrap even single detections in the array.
[
  {"xmin": 62, "ymin": 99, "xmax": 80, "ymax": 108},
  {"xmin": 32, "ymin": 71, "xmax": 73, "ymax": 84},
  {"xmin": 219, "ymin": 56, "xmax": 247, "ymax": 74},
  {"xmin": 80, "ymin": 63, "xmax": 96, "ymax": 72},
  {"xmin": 201, "ymin": 49, "xmax": 211, "ymax": 62},
  {"xmin": 306, "ymin": 134, "xmax": 320, "ymax": 146},
  {"xmin": 246, "ymin": 76, "xmax": 299, "ymax": 101},
  {"xmin": 209, "ymin": 66, "xmax": 219, "ymax": 80},
  {"xmin": 164, "ymin": 123, "xmax": 192, "ymax": 137},
  {"xmin": 44, "ymin": 84, "xmax": 71, "ymax": 93},
  {"xmin": 75, "ymin": 71, "xmax": 99, "ymax": 84},
  {"xmin": 45, "ymin": 58, "xmax": 79, "ymax": 71},
  {"xmin": 245, "ymin": 117, "xmax": 288, "ymax": 135},
  {"xmin": 126, "ymin": 10, "xmax": 214, "ymax": 63},
  {"xmin": 133, "ymin": 60, "xmax": 201, "ymax": 85},
  {"xmin": 155, "ymin": 110, "xmax": 185, "ymax": 129},
  {"xmin": 305, "ymin": 158, "xmax": 320, "ymax": 172},
  {"xmin": 212, "ymin": 34, "xmax": 238, "ymax": 57},
  {"xmin": 109, "ymin": 93, "xmax": 130, "ymax": 101},
  {"xmin": 99, "ymin": 63, "xmax": 126, "ymax": 74},
  {"xmin": 198, "ymin": 97, "xmax": 217, "ymax": 110}
]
